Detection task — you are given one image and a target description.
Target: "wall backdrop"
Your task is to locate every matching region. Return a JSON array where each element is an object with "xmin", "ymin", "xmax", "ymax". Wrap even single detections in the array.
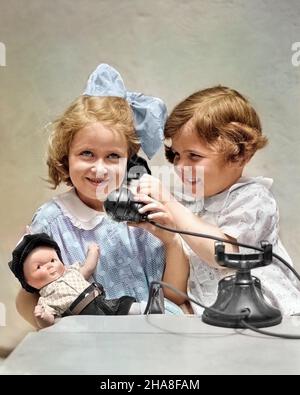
[{"xmin": 1, "ymin": 0, "xmax": 300, "ymax": 355}]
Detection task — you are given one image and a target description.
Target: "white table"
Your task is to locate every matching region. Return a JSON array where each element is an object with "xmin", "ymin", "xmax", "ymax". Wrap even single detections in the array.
[{"xmin": 2, "ymin": 315, "xmax": 300, "ymax": 375}]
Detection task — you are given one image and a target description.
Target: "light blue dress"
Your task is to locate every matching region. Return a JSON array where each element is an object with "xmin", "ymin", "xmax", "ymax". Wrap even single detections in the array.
[{"xmin": 29, "ymin": 188, "xmax": 180, "ymax": 314}]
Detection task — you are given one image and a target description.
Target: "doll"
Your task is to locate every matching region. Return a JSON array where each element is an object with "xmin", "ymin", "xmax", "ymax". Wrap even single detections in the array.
[{"xmin": 9, "ymin": 233, "xmax": 136, "ymax": 327}]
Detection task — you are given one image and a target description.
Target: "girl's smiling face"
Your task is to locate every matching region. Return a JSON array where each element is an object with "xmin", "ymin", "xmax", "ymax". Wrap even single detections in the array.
[
  {"xmin": 68, "ymin": 122, "xmax": 128, "ymax": 211},
  {"xmin": 170, "ymin": 122, "xmax": 244, "ymax": 197}
]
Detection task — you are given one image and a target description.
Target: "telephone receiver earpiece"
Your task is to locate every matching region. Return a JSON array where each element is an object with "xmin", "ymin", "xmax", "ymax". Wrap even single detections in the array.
[
  {"xmin": 104, "ymin": 155, "xmax": 151, "ymax": 222},
  {"xmin": 104, "ymin": 187, "xmax": 148, "ymax": 223}
]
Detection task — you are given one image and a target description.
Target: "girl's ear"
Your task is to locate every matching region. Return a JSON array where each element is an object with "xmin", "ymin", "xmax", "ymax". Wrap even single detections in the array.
[
  {"xmin": 228, "ymin": 151, "xmax": 253, "ymax": 168},
  {"xmin": 227, "ymin": 158, "xmax": 247, "ymax": 171},
  {"xmin": 238, "ymin": 153, "xmax": 253, "ymax": 167}
]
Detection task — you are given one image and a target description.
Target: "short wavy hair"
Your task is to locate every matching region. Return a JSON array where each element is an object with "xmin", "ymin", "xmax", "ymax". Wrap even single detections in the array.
[
  {"xmin": 47, "ymin": 95, "xmax": 140, "ymax": 188},
  {"xmin": 165, "ymin": 86, "xmax": 268, "ymax": 164}
]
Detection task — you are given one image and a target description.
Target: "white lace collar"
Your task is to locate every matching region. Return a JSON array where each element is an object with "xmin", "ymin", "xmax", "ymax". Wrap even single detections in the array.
[
  {"xmin": 204, "ymin": 176, "xmax": 273, "ymax": 213},
  {"xmin": 173, "ymin": 176, "xmax": 273, "ymax": 214},
  {"xmin": 53, "ymin": 188, "xmax": 105, "ymax": 230}
]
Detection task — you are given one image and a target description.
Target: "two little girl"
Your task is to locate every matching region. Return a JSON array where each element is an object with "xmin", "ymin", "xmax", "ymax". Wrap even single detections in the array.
[{"xmin": 15, "ymin": 65, "xmax": 300, "ymax": 326}]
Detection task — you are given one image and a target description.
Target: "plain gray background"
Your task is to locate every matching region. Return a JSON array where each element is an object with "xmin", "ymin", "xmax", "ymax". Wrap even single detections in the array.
[{"xmin": 0, "ymin": 0, "xmax": 300, "ymax": 356}]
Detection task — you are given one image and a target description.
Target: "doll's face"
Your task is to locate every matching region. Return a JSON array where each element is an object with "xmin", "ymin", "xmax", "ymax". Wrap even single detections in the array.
[
  {"xmin": 68, "ymin": 122, "xmax": 128, "ymax": 211},
  {"xmin": 23, "ymin": 247, "xmax": 65, "ymax": 290}
]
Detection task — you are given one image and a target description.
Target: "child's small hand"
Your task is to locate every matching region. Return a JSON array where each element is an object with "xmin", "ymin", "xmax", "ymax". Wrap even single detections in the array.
[
  {"xmin": 137, "ymin": 174, "xmax": 174, "ymax": 205},
  {"xmin": 129, "ymin": 194, "xmax": 177, "ymax": 245},
  {"xmin": 134, "ymin": 194, "xmax": 175, "ymax": 228}
]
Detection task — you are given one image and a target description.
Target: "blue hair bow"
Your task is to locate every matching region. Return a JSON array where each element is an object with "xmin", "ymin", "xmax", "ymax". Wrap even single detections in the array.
[{"xmin": 83, "ymin": 64, "xmax": 167, "ymax": 159}]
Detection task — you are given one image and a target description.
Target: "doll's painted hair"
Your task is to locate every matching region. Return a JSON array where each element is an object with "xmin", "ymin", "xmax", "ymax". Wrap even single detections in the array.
[
  {"xmin": 47, "ymin": 96, "xmax": 140, "ymax": 188},
  {"xmin": 165, "ymin": 86, "xmax": 268, "ymax": 164}
]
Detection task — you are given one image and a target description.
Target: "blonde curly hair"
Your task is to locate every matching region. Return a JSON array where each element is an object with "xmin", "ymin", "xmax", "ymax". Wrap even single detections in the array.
[
  {"xmin": 47, "ymin": 95, "xmax": 140, "ymax": 188},
  {"xmin": 165, "ymin": 86, "xmax": 268, "ymax": 164}
]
